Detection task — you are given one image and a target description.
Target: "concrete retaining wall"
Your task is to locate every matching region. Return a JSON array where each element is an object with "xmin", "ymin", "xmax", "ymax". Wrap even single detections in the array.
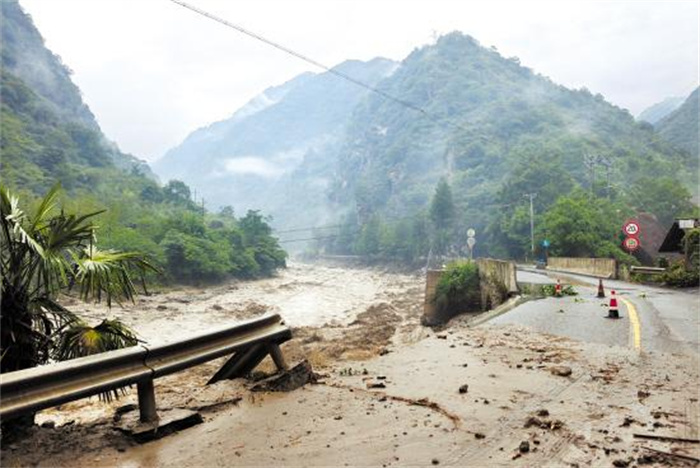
[
  {"xmin": 422, "ymin": 269, "xmax": 444, "ymax": 325},
  {"xmin": 476, "ymin": 258, "xmax": 519, "ymax": 294},
  {"xmin": 422, "ymin": 258, "xmax": 518, "ymax": 326},
  {"xmin": 547, "ymin": 257, "xmax": 617, "ymax": 279}
]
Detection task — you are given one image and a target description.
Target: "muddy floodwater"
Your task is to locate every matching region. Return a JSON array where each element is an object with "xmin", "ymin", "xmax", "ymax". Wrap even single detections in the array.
[
  {"xmin": 3, "ymin": 262, "xmax": 699, "ymax": 468},
  {"xmin": 71, "ymin": 262, "xmax": 422, "ymax": 344}
]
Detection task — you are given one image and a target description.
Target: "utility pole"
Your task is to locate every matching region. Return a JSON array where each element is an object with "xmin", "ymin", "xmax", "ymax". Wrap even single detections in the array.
[
  {"xmin": 523, "ymin": 193, "xmax": 537, "ymax": 259},
  {"xmin": 583, "ymin": 153, "xmax": 596, "ymax": 195}
]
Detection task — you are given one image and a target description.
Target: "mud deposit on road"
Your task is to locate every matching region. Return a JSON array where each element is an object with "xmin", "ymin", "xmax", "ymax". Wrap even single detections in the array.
[{"xmin": 3, "ymin": 264, "xmax": 699, "ymax": 467}]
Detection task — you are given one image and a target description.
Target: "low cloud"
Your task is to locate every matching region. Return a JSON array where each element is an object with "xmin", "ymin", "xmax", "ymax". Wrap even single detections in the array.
[{"xmin": 223, "ymin": 157, "xmax": 284, "ymax": 178}]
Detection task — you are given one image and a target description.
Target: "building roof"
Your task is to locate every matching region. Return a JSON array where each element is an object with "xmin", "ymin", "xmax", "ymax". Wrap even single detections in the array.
[{"xmin": 658, "ymin": 218, "xmax": 700, "ymax": 253}]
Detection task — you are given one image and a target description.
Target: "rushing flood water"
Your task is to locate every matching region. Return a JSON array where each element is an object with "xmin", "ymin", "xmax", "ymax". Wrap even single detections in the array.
[{"xmin": 71, "ymin": 262, "xmax": 420, "ymax": 344}]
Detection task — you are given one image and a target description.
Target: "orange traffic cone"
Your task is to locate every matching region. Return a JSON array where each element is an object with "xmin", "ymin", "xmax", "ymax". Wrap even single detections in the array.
[
  {"xmin": 597, "ymin": 279, "xmax": 606, "ymax": 298},
  {"xmin": 555, "ymin": 279, "xmax": 562, "ymax": 297},
  {"xmin": 607, "ymin": 290, "xmax": 620, "ymax": 319}
]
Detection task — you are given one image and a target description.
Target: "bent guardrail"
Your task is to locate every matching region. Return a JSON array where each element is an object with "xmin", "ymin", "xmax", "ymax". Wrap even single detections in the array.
[{"xmin": 0, "ymin": 313, "xmax": 291, "ymax": 423}]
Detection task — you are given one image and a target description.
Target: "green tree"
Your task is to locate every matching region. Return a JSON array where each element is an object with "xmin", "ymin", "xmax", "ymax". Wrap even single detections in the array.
[
  {"xmin": 429, "ymin": 178, "xmax": 455, "ymax": 230},
  {"xmin": 539, "ymin": 190, "xmax": 634, "ymax": 262},
  {"xmin": 163, "ymin": 180, "xmax": 192, "ymax": 206},
  {"xmin": 429, "ymin": 178, "xmax": 456, "ymax": 255},
  {"xmin": 0, "ymin": 184, "xmax": 157, "ymax": 374},
  {"xmin": 627, "ymin": 176, "xmax": 695, "ymax": 227}
]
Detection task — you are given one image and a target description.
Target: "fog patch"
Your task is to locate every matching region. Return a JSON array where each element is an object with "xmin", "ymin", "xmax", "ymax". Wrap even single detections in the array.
[{"xmin": 223, "ymin": 157, "xmax": 284, "ymax": 178}]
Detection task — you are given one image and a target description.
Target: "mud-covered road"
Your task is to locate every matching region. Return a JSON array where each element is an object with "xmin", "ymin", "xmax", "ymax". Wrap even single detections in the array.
[{"xmin": 3, "ymin": 263, "xmax": 699, "ymax": 467}]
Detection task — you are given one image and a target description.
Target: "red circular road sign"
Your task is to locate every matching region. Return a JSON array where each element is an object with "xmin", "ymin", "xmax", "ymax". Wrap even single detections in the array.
[
  {"xmin": 623, "ymin": 236, "xmax": 640, "ymax": 252},
  {"xmin": 623, "ymin": 219, "xmax": 640, "ymax": 236}
]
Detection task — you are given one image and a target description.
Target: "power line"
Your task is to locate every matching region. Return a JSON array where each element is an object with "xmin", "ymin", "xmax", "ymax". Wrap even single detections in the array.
[
  {"xmin": 278, "ymin": 235, "xmax": 339, "ymax": 244},
  {"xmin": 167, "ymin": 0, "xmax": 479, "ymax": 136},
  {"xmin": 273, "ymin": 224, "xmax": 343, "ymax": 234}
]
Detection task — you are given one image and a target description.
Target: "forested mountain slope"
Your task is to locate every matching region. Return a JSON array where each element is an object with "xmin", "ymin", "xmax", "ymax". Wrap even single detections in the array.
[
  {"xmin": 335, "ymin": 33, "xmax": 694, "ymax": 217},
  {"xmin": 0, "ymin": 0, "xmax": 286, "ymax": 282},
  {"xmin": 656, "ymin": 87, "xmax": 699, "ymax": 159},
  {"xmin": 1, "ymin": 0, "xmax": 155, "ymax": 193},
  {"xmin": 159, "ymin": 31, "xmax": 697, "ymax": 260},
  {"xmin": 155, "ymin": 58, "xmax": 398, "ymax": 229},
  {"xmin": 325, "ymin": 33, "xmax": 696, "ymax": 259},
  {"xmin": 637, "ymin": 96, "xmax": 685, "ymax": 125}
]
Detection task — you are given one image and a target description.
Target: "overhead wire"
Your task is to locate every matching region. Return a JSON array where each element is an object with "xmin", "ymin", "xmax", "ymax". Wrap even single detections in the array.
[{"xmin": 167, "ymin": 0, "xmax": 480, "ymax": 137}]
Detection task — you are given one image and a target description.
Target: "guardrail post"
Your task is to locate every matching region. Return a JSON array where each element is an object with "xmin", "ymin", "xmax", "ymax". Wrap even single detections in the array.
[
  {"xmin": 137, "ymin": 379, "xmax": 158, "ymax": 423},
  {"xmin": 268, "ymin": 343, "xmax": 288, "ymax": 372}
]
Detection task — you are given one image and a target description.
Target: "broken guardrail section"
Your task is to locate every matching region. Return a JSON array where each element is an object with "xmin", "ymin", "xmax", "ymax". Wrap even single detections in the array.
[{"xmin": 0, "ymin": 313, "xmax": 291, "ymax": 424}]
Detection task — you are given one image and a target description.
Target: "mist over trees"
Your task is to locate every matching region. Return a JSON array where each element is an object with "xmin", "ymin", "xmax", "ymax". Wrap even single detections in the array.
[{"xmin": 0, "ymin": 1, "xmax": 287, "ymax": 284}]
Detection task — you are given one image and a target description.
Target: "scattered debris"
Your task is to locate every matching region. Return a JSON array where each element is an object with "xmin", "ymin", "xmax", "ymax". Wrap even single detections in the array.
[
  {"xmin": 612, "ymin": 458, "xmax": 630, "ymax": 467},
  {"xmin": 524, "ymin": 416, "xmax": 564, "ymax": 431},
  {"xmin": 251, "ymin": 360, "xmax": 318, "ymax": 392},
  {"xmin": 549, "ymin": 366, "xmax": 573, "ymax": 377},
  {"xmin": 367, "ymin": 381, "xmax": 386, "ymax": 389},
  {"xmin": 115, "ymin": 408, "xmax": 203, "ymax": 443},
  {"xmin": 640, "ymin": 446, "xmax": 700, "ymax": 464},
  {"xmin": 633, "ymin": 433, "xmax": 700, "ymax": 444}
]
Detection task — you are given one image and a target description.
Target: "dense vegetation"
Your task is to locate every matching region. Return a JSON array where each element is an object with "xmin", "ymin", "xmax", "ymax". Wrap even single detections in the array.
[
  {"xmin": 637, "ymin": 96, "xmax": 685, "ymax": 125},
  {"xmin": 313, "ymin": 34, "xmax": 698, "ymax": 263},
  {"xmin": 432, "ymin": 261, "xmax": 481, "ymax": 318},
  {"xmin": 656, "ymin": 87, "xmax": 699, "ymax": 159},
  {"xmin": 156, "ymin": 58, "xmax": 398, "ymax": 233},
  {"xmin": 157, "ymin": 29, "xmax": 698, "ymax": 266},
  {"xmin": 0, "ymin": 184, "xmax": 152, "ymax": 374},
  {"xmin": 0, "ymin": 1, "xmax": 287, "ymax": 284}
]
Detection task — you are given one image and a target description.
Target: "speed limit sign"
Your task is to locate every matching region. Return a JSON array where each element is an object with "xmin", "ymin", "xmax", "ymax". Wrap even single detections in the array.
[
  {"xmin": 623, "ymin": 220, "xmax": 640, "ymax": 236},
  {"xmin": 623, "ymin": 237, "xmax": 640, "ymax": 252}
]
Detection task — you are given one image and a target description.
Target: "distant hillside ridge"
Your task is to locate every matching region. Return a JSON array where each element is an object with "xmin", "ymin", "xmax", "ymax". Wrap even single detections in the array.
[
  {"xmin": 656, "ymin": 87, "xmax": 699, "ymax": 158},
  {"xmin": 637, "ymin": 96, "xmax": 685, "ymax": 125},
  {"xmin": 154, "ymin": 57, "xmax": 399, "ymax": 231}
]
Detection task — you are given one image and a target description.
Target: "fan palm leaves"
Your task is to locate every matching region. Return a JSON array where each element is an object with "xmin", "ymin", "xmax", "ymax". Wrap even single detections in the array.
[{"xmin": 1, "ymin": 183, "xmax": 159, "ymax": 373}]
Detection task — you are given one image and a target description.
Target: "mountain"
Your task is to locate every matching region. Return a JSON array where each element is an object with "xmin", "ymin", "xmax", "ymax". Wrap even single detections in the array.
[
  {"xmin": 0, "ymin": 0, "xmax": 156, "ymax": 193},
  {"xmin": 334, "ymin": 33, "xmax": 694, "ymax": 218},
  {"xmin": 159, "ymin": 31, "xmax": 696, "ymax": 258},
  {"xmin": 637, "ymin": 96, "xmax": 685, "ymax": 125},
  {"xmin": 656, "ymin": 87, "xmax": 699, "ymax": 158},
  {"xmin": 154, "ymin": 58, "xmax": 398, "ymax": 229}
]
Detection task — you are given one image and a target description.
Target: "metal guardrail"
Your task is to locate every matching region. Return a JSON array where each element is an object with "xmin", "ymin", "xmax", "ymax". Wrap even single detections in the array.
[
  {"xmin": 630, "ymin": 266, "xmax": 667, "ymax": 275},
  {"xmin": 0, "ymin": 314, "xmax": 291, "ymax": 423}
]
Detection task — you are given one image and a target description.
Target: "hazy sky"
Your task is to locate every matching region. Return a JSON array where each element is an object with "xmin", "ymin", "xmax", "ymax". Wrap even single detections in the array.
[{"xmin": 20, "ymin": 0, "xmax": 700, "ymax": 163}]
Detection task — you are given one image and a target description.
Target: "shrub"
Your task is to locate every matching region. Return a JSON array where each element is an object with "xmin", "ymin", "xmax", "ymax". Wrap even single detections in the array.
[{"xmin": 433, "ymin": 261, "xmax": 481, "ymax": 316}]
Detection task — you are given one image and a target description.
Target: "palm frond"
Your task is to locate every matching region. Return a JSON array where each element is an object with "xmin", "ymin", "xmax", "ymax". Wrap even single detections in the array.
[
  {"xmin": 29, "ymin": 183, "xmax": 62, "ymax": 232},
  {"xmin": 73, "ymin": 246, "xmax": 160, "ymax": 306},
  {"xmin": 1, "ymin": 189, "xmax": 45, "ymax": 257},
  {"xmin": 53, "ymin": 319, "xmax": 140, "ymax": 401},
  {"xmin": 53, "ymin": 319, "xmax": 139, "ymax": 361}
]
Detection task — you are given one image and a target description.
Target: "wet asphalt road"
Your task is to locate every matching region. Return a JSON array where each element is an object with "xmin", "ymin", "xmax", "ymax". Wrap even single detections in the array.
[{"xmin": 491, "ymin": 268, "xmax": 700, "ymax": 356}]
